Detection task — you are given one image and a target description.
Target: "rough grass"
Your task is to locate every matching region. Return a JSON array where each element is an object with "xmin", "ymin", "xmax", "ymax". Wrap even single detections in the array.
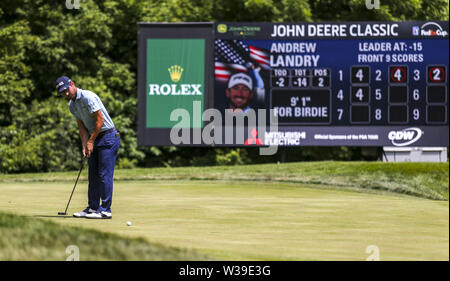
[
  {"xmin": 0, "ymin": 211, "xmax": 210, "ymax": 261},
  {"xmin": 0, "ymin": 161, "xmax": 448, "ymax": 200}
]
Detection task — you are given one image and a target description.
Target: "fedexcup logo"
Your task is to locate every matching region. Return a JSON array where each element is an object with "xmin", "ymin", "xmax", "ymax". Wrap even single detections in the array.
[
  {"xmin": 420, "ymin": 22, "xmax": 448, "ymax": 37},
  {"xmin": 388, "ymin": 127, "xmax": 423, "ymax": 146},
  {"xmin": 148, "ymin": 65, "xmax": 202, "ymax": 96}
]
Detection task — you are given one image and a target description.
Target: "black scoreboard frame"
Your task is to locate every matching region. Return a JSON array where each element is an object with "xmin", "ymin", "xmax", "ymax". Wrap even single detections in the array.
[{"xmin": 137, "ymin": 21, "xmax": 449, "ymax": 147}]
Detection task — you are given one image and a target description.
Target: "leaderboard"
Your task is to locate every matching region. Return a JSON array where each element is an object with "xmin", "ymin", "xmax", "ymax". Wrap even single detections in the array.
[
  {"xmin": 212, "ymin": 21, "xmax": 449, "ymax": 146},
  {"xmin": 270, "ymin": 64, "xmax": 447, "ymax": 126},
  {"xmin": 271, "ymin": 68, "xmax": 331, "ymax": 124},
  {"xmin": 139, "ymin": 22, "xmax": 449, "ymax": 147},
  {"xmin": 211, "ymin": 21, "xmax": 449, "ymax": 146}
]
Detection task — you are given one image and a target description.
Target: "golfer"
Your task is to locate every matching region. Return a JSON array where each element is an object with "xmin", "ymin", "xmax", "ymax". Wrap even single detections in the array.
[
  {"xmin": 56, "ymin": 76, "xmax": 120, "ymax": 219},
  {"xmin": 226, "ymin": 73, "xmax": 254, "ymax": 113}
]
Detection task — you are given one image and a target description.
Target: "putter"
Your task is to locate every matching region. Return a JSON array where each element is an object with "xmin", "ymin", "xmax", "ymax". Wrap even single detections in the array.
[{"xmin": 58, "ymin": 157, "xmax": 86, "ymax": 216}]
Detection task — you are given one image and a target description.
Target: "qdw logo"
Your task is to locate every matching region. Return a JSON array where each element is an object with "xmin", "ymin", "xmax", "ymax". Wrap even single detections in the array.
[{"xmin": 388, "ymin": 127, "xmax": 423, "ymax": 146}]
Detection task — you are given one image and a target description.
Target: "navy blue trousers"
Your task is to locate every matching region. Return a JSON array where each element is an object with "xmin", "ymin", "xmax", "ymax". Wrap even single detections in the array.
[{"xmin": 88, "ymin": 129, "xmax": 120, "ymax": 212}]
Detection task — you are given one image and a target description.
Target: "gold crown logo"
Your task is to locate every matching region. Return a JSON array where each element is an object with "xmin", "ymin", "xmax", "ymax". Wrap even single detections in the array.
[{"xmin": 168, "ymin": 65, "xmax": 184, "ymax": 82}]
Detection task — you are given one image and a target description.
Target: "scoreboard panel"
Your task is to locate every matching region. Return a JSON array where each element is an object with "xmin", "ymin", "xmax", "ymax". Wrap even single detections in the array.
[
  {"xmin": 215, "ymin": 38, "xmax": 448, "ymax": 126},
  {"xmin": 213, "ymin": 22, "xmax": 449, "ymax": 147},
  {"xmin": 137, "ymin": 22, "xmax": 448, "ymax": 147}
]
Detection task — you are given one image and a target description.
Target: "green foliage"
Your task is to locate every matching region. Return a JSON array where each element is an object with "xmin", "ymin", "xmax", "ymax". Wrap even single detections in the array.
[
  {"xmin": 0, "ymin": 20, "xmax": 36, "ymax": 126},
  {"xmin": 216, "ymin": 148, "xmax": 249, "ymax": 165},
  {"xmin": 141, "ymin": 0, "xmax": 213, "ymax": 22},
  {"xmin": 0, "ymin": 0, "xmax": 448, "ymax": 173},
  {"xmin": 0, "ymin": 98, "xmax": 80, "ymax": 172},
  {"xmin": 209, "ymin": 0, "xmax": 312, "ymax": 21},
  {"xmin": 308, "ymin": 0, "xmax": 449, "ymax": 21},
  {"xmin": 0, "ymin": 0, "xmax": 142, "ymax": 172}
]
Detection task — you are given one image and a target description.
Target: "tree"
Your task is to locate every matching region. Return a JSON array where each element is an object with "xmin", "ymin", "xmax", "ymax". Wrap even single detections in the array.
[{"xmin": 0, "ymin": 0, "xmax": 448, "ymax": 172}]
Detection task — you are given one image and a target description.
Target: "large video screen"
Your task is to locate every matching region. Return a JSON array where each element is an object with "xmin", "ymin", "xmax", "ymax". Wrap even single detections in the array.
[{"xmin": 138, "ymin": 21, "xmax": 449, "ymax": 147}]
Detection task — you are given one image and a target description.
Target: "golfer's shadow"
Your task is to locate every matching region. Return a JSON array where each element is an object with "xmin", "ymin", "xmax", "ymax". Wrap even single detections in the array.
[{"xmin": 32, "ymin": 215, "xmax": 74, "ymax": 219}]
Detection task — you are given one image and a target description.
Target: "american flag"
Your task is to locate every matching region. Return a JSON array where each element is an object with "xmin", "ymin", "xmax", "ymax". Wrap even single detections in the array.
[
  {"xmin": 249, "ymin": 46, "xmax": 270, "ymax": 68},
  {"xmin": 215, "ymin": 39, "xmax": 270, "ymax": 82}
]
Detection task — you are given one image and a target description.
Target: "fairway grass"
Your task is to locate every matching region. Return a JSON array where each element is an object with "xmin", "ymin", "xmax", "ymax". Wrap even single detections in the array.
[{"xmin": 0, "ymin": 180, "xmax": 448, "ymax": 261}]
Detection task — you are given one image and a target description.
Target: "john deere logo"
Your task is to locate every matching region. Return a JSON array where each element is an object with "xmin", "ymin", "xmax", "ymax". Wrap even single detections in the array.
[
  {"xmin": 217, "ymin": 24, "xmax": 227, "ymax": 33},
  {"xmin": 168, "ymin": 65, "xmax": 184, "ymax": 82}
]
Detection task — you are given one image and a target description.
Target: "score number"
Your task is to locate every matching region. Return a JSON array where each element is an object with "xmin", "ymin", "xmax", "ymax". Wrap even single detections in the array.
[
  {"xmin": 428, "ymin": 66, "xmax": 446, "ymax": 83},
  {"xmin": 351, "ymin": 66, "xmax": 370, "ymax": 84},
  {"xmin": 272, "ymin": 69, "xmax": 289, "ymax": 88},
  {"xmin": 312, "ymin": 68, "xmax": 330, "ymax": 88},
  {"xmin": 390, "ymin": 66, "xmax": 408, "ymax": 83},
  {"xmin": 292, "ymin": 69, "xmax": 309, "ymax": 88}
]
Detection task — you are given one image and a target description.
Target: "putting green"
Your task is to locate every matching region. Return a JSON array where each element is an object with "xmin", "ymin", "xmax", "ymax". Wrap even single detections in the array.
[{"xmin": 0, "ymin": 180, "xmax": 448, "ymax": 260}]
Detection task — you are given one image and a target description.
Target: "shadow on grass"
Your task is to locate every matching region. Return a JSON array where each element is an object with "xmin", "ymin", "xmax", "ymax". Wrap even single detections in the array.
[{"xmin": 31, "ymin": 215, "xmax": 74, "ymax": 219}]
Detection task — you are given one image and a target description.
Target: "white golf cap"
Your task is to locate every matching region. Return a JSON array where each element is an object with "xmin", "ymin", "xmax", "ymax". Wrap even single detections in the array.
[{"xmin": 228, "ymin": 73, "xmax": 253, "ymax": 90}]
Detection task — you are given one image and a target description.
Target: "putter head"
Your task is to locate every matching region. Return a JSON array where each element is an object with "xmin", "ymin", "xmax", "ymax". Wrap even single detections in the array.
[{"xmin": 58, "ymin": 212, "xmax": 67, "ymax": 215}]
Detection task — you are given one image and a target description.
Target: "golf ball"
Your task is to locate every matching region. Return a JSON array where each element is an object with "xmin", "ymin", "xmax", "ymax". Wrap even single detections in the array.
[{"xmin": 126, "ymin": 221, "xmax": 132, "ymax": 226}]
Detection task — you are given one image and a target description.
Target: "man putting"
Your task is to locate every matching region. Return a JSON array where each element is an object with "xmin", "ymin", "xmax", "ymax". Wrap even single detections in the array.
[{"xmin": 56, "ymin": 76, "xmax": 120, "ymax": 219}]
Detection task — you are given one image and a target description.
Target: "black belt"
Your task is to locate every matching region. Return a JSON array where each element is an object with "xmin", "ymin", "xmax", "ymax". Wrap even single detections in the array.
[{"xmin": 98, "ymin": 128, "xmax": 116, "ymax": 137}]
